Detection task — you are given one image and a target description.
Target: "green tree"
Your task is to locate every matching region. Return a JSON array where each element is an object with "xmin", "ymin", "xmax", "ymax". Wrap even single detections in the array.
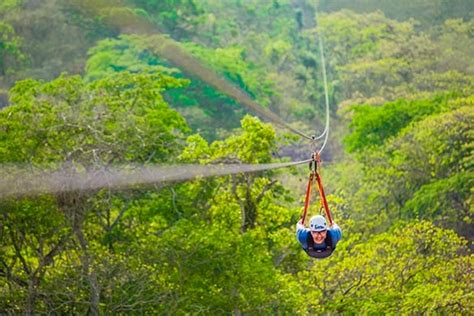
[
  {"xmin": 343, "ymin": 94, "xmax": 459, "ymax": 153},
  {"xmin": 127, "ymin": 0, "xmax": 204, "ymax": 39},
  {"xmin": 319, "ymin": 0, "xmax": 474, "ymax": 27},
  {"xmin": 0, "ymin": 70, "xmax": 189, "ymax": 313},
  {"xmin": 85, "ymin": 34, "xmax": 277, "ymax": 140},
  {"xmin": 180, "ymin": 115, "xmax": 282, "ymax": 232},
  {"xmin": 298, "ymin": 221, "xmax": 473, "ymax": 314},
  {"xmin": 0, "ymin": 21, "xmax": 25, "ymax": 77},
  {"xmin": 316, "ymin": 10, "xmax": 474, "ymax": 106},
  {"xmin": 338, "ymin": 96, "xmax": 473, "ymax": 237},
  {"xmin": 1, "ymin": 71, "xmax": 189, "ymax": 165}
]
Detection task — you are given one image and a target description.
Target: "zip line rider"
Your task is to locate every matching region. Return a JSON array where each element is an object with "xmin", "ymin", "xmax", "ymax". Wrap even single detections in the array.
[
  {"xmin": 296, "ymin": 215, "xmax": 341, "ymax": 259},
  {"xmin": 295, "ymin": 152, "xmax": 342, "ymax": 258}
]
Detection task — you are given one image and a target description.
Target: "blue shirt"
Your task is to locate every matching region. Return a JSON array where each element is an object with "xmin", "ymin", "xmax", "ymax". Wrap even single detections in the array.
[{"xmin": 296, "ymin": 222, "xmax": 342, "ymax": 250}]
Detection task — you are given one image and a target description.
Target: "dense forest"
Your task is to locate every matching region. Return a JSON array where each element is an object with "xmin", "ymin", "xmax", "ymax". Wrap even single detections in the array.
[{"xmin": 0, "ymin": 0, "xmax": 473, "ymax": 314}]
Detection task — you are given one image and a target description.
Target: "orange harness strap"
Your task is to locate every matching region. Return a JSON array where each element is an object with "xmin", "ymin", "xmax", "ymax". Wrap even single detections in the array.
[
  {"xmin": 315, "ymin": 171, "xmax": 333, "ymax": 226},
  {"xmin": 300, "ymin": 172, "xmax": 315, "ymax": 225},
  {"xmin": 300, "ymin": 153, "xmax": 334, "ymax": 226}
]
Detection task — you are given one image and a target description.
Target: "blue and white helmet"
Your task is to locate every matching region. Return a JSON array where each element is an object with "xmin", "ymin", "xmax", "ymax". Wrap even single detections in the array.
[{"xmin": 309, "ymin": 215, "xmax": 327, "ymax": 232}]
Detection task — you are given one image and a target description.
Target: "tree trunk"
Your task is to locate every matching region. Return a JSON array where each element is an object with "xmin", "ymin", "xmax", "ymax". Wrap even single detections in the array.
[
  {"xmin": 58, "ymin": 192, "xmax": 100, "ymax": 315},
  {"xmin": 25, "ymin": 278, "xmax": 38, "ymax": 315},
  {"xmin": 76, "ymin": 228, "xmax": 100, "ymax": 316}
]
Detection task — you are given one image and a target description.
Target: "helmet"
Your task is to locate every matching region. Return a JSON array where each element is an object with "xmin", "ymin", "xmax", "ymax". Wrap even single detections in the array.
[{"xmin": 309, "ymin": 215, "xmax": 327, "ymax": 232}]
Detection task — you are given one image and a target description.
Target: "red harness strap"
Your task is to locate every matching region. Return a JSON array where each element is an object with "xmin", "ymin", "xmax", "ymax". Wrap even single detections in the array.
[
  {"xmin": 315, "ymin": 171, "xmax": 333, "ymax": 226},
  {"xmin": 300, "ymin": 153, "xmax": 333, "ymax": 226},
  {"xmin": 300, "ymin": 172, "xmax": 315, "ymax": 225}
]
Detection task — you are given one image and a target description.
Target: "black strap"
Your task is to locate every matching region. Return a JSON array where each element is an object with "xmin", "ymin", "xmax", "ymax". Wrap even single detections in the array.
[{"xmin": 304, "ymin": 231, "xmax": 335, "ymax": 259}]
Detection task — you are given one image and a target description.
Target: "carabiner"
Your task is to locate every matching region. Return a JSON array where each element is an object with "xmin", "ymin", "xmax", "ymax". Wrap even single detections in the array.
[{"xmin": 309, "ymin": 152, "xmax": 319, "ymax": 174}]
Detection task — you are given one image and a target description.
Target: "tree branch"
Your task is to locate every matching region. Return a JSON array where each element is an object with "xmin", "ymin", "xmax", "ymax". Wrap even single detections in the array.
[{"xmin": 255, "ymin": 179, "xmax": 277, "ymax": 204}]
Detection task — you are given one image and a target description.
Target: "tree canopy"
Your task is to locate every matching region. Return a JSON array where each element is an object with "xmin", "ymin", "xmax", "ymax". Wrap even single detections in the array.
[{"xmin": 0, "ymin": 0, "xmax": 472, "ymax": 314}]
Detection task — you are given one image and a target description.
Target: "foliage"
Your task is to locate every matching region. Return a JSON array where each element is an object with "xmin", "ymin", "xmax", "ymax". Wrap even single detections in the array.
[
  {"xmin": 85, "ymin": 35, "xmax": 173, "ymax": 82},
  {"xmin": 319, "ymin": 0, "xmax": 474, "ymax": 27},
  {"xmin": 343, "ymin": 93, "xmax": 458, "ymax": 152},
  {"xmin": 85, "ymin": 34, "xmax": 276, "ymax": 140},
  {"xmin": 336, "ymin": 95, "xmax": 473, "ymax": 239},
  {"xmin": 403, "ymin": 172, "xmax": 473, "ymax": 232},
  {"xmin": 0, "ymin": 71, "xmax": 189, "ymax": 165},
  {"xmin": 182, "ymin": 43, "xmax": 275, "ymax": 106},
  {"xmin": 299, "ymin": 221, "xmax": 473, "ymax": 314},
  {"xmin": 317, "ymin": 10, "xmax": 474, "ymax": 106},
  {"xmin": 0, "ymin": 21, "xmax": 25, "ymax": 76},
  {"xmin": 126, "ymin": 0, "xmax": 204, "ymax": 39},
  {"xmin": 0, "ymin": 0, "xmax": 473, "ymax": 314}
]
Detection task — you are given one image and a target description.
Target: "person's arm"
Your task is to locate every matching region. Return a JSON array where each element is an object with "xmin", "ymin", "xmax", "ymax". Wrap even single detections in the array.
[
  {"xmin": 296, "ymin": 220, "xmax": 309, "ymax": 249},
  {"xmin": 328, "ymin": 223, "xmax": 342, "ymax": 248}
]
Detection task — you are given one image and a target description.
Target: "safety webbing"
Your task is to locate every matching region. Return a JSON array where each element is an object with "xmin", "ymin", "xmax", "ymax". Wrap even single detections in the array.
[
  {"xmin": 300, "ymin": 172, "xmax": 315, "ymax": 225},
  {"xmin": 300, "ymin": 153, "xmax": 334, "ymax": 226},
  {"xmin": 315, "ymin": 172, "xmax": 333, "ymax": 226}
]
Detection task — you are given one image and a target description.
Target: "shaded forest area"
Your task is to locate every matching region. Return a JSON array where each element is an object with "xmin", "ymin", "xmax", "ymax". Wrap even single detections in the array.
[{"xmin": 0, "ymin": 0, "xmax": 473, "ymax": 314}]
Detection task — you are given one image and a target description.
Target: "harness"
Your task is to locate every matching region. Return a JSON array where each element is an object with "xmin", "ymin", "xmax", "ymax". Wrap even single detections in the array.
[
  {"xmin": 300, "ymin": 152, "xmax": 335, "ymax": 259},
  {"xmin": 301, "ymin": 152, "xmax": 333, "ymax": 226},
  {"xmin": 304, "ymin": 231, "xmax": 334, "ymax": 259}
]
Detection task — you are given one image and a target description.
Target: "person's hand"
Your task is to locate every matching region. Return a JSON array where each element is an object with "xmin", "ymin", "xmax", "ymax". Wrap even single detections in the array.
[{"xmin": 296, "ymin": 219, "xmax": 305, "ymax": 230}]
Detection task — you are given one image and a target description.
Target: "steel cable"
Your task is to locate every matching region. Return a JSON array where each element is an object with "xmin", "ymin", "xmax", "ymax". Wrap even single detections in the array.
[{"xmin": 0, "ymin": 160, "xmax": 312, "ymax": 198}]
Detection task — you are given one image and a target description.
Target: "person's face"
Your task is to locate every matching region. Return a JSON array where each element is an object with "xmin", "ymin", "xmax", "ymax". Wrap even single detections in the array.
[{"xmin": 311, "ymin": 230, "xmax": 327, "ymax": 244}]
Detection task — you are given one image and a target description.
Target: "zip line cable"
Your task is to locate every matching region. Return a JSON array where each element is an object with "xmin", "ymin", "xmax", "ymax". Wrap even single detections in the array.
[
  {"xmin": 0, "ymin": 160, "xmax": 311, "ymax": 198},
  {"xmin": 71, "ymin": 1, "xmax": 322, "ymax": 142},
  {"xmin": 0, "ymin": 6, "xmax": 333, "ymax": 198},
  {"xmin": 149, "ymin": 35, "xmax": 314, "ymax": 141},
  {"xmin": 76, "ymin": 4, "xmax": 326, "ymax": 142},
  {"xmin": 300, "ymin": 8, "xmax": 333, "ymax": 227},
  {"xmin": 314, "ymin": 9, "xmax": 331, "ymax": 154}
]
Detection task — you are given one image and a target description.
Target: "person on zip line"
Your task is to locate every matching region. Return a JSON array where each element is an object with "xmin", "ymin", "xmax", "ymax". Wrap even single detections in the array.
[
  {"xmin": 296, "ymin": 215, "xmax": 342, "ymax": 259},
  {"xmin": 295, "ymin": 152, "xmax": 342, "ymax": 259}
]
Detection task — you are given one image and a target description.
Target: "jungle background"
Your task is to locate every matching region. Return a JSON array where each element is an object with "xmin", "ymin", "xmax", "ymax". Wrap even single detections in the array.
[{"xmin": 0, "ymin": 0, "xmax": 473, "ymax": 314}]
